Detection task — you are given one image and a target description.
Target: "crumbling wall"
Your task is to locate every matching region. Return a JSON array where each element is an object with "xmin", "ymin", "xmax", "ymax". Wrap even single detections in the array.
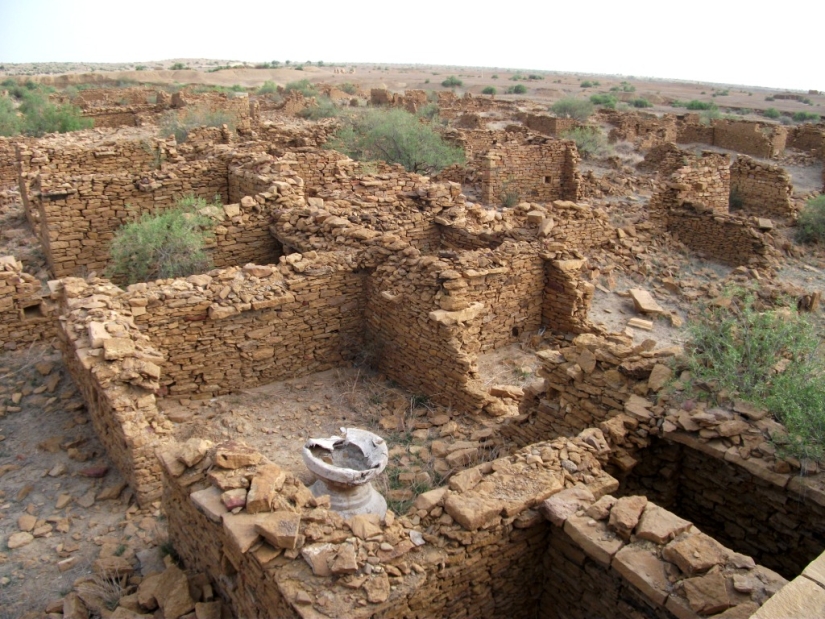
[
  {"xmin": 35, "ymin": 156, "xmax": 230, "ymax": 277},
  {"xmin": 622, "ymin": 435, "xmax": 825, "ymax": 580},
  {"xmin": 713, "ymin": 120, "xmax": 787, "ymax": 159},
  {"xmin": 603, "ymin": 111, "xmax": 678, "ymax": 149},
  {"xmin": 0, "ymin": 137, "xmax": 20, "ymax": 192},
  {"xmin": 540, "ymin": 488, "xmax": 786, "ymax": 619},
  {"xmin": 127, "ymin": 257, "xmax": 365, "ymax": 399},
  {"xmin": 677, "ymin": 117, "xmax": 788, "ymax": 158},
  {"xmin": 0, "ymin": 256, "xmax": 54, "ymax": 349},
  {"xmin": 481, "ymin": 139, "xmax": 582, "ymax": 206},
  {"xmin": 519, "ymin": 114, "xmax": 578, "ymax": 137},
  {"xmin": 787, "ymin": 123, "xmax": 825, "ymax": 156},
  {"xmin": 668, "ymin": 203, "xmax": 776, "ymax": 267},
  {"xmin": 54, "ymin": 278, "xmax": 170, "ymax": 504},
  {"xmin": 543, "ymin": 258, "xmax": 597, "ymax": 335},
  {"xmin": 509, "ymin": 332, "xmax": 825, "ymax": 580},
  {"xmin": 159, "ymin": 431, "xmax": 782, "ymax": 619},
  {"xmin": 730, "ymin": 155, "xmax": 794, "ymax": 219}
]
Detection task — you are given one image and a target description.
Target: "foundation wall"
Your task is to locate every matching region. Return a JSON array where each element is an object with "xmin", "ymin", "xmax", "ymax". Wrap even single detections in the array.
[
  {"xmin": 53, "ymin": 278, "xmax": 170, "ymax": 504},
  {"xmin": 519, "ymin": 114, "xmax": 578, "ymax": 137},
  {"xmin": 0, "ymin": 256, "xmax": 54, "ymax": 349},
  {"xmin": 480, "ymin": 140, "xmax": 582, "ymax": 206},
  {"xmin": 730, "ymin": 155, "xmax": 794, "ymax": 219},
  {"xmin": 36, "ymin": 157, "xmax": 230, "ymax": 277},
  {"xmin": 622, "ymin": 437, "xmax": 825, "ymax": 580},
  {"xmin": 714, "ymin": 120, "xmax": 787, "ymax": 159},
  {"xmin": 128, "ymin": 259, "xmax": 365, "ymax": 399}
]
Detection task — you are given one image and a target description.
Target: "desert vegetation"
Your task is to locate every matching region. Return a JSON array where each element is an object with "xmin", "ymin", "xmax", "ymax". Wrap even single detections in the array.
[{"xmin": 107, "ymin": 195, "xmax": 216, "ymax": 284}]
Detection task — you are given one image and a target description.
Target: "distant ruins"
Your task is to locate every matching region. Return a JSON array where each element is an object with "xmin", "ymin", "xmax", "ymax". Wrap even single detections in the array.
[{"xmin": 1, "ymin": 82, "xmax": 824, "ymax": 618}]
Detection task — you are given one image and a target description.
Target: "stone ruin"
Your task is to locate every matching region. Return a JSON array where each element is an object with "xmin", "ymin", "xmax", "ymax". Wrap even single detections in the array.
[{"xmin": 0, "ymin": 86, "xmax": 823, "ymax": 619}]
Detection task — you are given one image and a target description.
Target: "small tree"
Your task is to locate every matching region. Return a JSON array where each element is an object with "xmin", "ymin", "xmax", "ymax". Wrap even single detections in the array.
[
  {"xmin": 327, "ymin": 108, "xmax": 464, "ymax": 175},
  {"xmin": 482, "ymin": 86, "xmax": 497, "ymax": 95},
  {"xmin": 763, "ymin": 107, "xmax": 781, "ymax": 119},
  {"xmin": 441, "ymin": 76, "xmax": 462, "ymax": 88},
  {"xmin": 562, "ymin": 126, "xmax": 611, "ymax": 159},
  {"xmin": 107, "ymin": 195, "xmax": 216, "ymax": 284},
  {"xmin": 506, "ymin": 84, "xmax": 527, "ymax": 95},
  {"xmin": 550, "ymin": 97, "xmax": 594, "ymax": 120}
]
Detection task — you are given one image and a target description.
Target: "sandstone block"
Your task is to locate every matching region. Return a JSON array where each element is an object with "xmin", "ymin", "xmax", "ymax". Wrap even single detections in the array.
[
  {"xmin": 612, "ymin": 545, "xmax": 670, "ymax": 605},
  {"xmin": 256, "ymin": 511, "xmax": 302, "ymax": 549},
  {"xmin": 635, "ymin": 503, "xmax": 691, "ymax": 544},
  {"xmin": 663, "ymin": 532, "xmax": 728, "ymax": 575}
]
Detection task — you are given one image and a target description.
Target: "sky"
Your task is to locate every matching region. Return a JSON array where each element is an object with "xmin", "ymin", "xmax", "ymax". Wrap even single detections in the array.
[{"xmin": 0, "ymin": 0, "xmax": 822, "ymax": 91}]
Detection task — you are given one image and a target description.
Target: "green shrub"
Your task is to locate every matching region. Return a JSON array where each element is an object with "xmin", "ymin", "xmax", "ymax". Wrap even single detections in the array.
[
  {"xmin": 589, "ymin": 93, "xmax": 617, "ymax": 109},
  {"xmin": 326, "ymin": 108, "xmax": 464, "ymax": 175},
  {"xmin": 417, "ymin": 103, "xmax": 440, "ymax": 121},
  {"xmin": 257, "ymin": 80, "xmax": 279, "ymax": 95},
  {"xmin": 170, "ymin": 62, "xmax": 188, "ymax": 70},
  {"xmin": 500, "ymin": 181, "xmax": 520, "ymax": 207},
  {"xmin": 482, "ymin": 86, "xmax": 497, "ymax": 95},
  {"xmin": 561, "ymin": 126, "xmax": 611, "ymax": 159},
  {"xmin": 550, "ymin": 97, "xmax": 594, "ymax": 120},
  {"xmin": 340, "ymin": 82, "xmax": 358, "ymax": 95},
  {"xmin": 507, "ymin": 84, "xmax": 527, "ymax": 95},
  {"xmin": 580, "ymin": 81, "xmax": 594, "ymax": 88},
  {"xmin": 107, "ymin": 195, "xmax": 216, "ymax": 284},
  {"xmin": 630, "ymin": 98, "xmax": 652, "ymax": 108},
  {"xmin": 699, "ymin": 108, "xmax": 721, "ymax": 125},
  {"xmin": 284, "ymin": 79, "xmax": 317, "ymax": 97},
  {"xmin": 796, "ymin": 195, "xmax": 825, "ymax": 244},
  {"xmin": 441, "ymin": 76, "xmax": 462, "ymax": 88},
  {"xmin": 298, "ymin": 97, "xmax": 340, "ymax": 119},
  {"xmin": 686, "ymin": 100, "xmax": 715, "ymax": 110},
  {"xmin": 491, "ymin": 74, "xmax": 499, "ymax": 79},
  {"xmin": 15, "ymin": 90, "xmax": 92, "ymax": 136},
  {"xmin": 763, "ymin": 107, "xmax": 781, "ymax": 119},
  {"xmin": 159, "ymin": 105, "xmax": 240, "ymax": 143},
  {"xmin": 0, "ymin": 96, "xmax": 22, "ymax": 136},
  {"xmin": 793, "ymin": 111, "xmax": 820, "ymax": 123},
  {"xmin": 684, "ymin": 292, "xmax": 825, "ymax": 461}
]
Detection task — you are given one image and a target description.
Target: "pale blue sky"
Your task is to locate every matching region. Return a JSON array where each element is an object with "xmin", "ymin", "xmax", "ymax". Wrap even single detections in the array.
[{"xmin": 0, "ymin": 0, "xmax": 822, "ymax": 91}]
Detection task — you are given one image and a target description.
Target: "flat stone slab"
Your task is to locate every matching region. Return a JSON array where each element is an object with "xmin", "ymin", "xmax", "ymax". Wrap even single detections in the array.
[
  {"xmin": 751, "ymin": 574, "xmax": 825, "ymax": 619},
  {"xmin": 629, "ymin": 288, "xmax": 664, "ymax": 315}
]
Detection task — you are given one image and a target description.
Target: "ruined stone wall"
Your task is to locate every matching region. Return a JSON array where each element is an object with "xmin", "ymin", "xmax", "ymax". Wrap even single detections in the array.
[
  {"xmin": 519, "ymin": 114, "xmax": 578, "ymax": 137},
  {"xmin": 730, "ymin": 155, "xmax": 794, "ymax": 219},
  {"xmin": 543, "ymin": 259, "xmax": 597, "ymax": 335},
  {"xmin": 713, "ymin": 120, "xmax": 787, "ymax": 159},
  {"xmin": 0, "ymin": 137, "xmax": 20, "ymax": 191},
  {"xmin": 481, "ymin": 139, "xmax": 582, "ymax": 206},
  {"xmin": 158, "ymin": 430, "xmax": 782, "ymax": 619},
  {"xmin": 667, "ymin": 203, "xmax": 775, "ymax": 267},
  {"xmin": 53, "ymin": 278, "xmax": 170, "ymax": 504},
  {"xmin": 126, "ymin": 257, "xmax": 364, "ymax": 399},
  {"xmin": 677, "ymin": 117, "xmax": 788, "ymax": 158},
  {"xmin": 160, "ymin": 430, "xmax": 619, "ymax": 619},
  {"xmin": 602, "ymin": 111, "xmax": 679, "ymax": 149},
  {"xmin": 622, "ymin": 436, "xmax": 825, "ymax": 580},
  {"xmin": 202, "ymin": 197, "xmax": 282, "ymax": 269},
  {"xmin": 35, "ymin": 157, "xmax": 229, "ymax": 277},
  {"xmin": 540, "ymin": 488, "xmax": 785, "ymax": 619},
  {"xmin": 787, "ymin": 123, "xmax": 825, "ymax": 155},
  {"xmin": 0, "ymin": 256, "xmax": 54, "ymax": 349}
]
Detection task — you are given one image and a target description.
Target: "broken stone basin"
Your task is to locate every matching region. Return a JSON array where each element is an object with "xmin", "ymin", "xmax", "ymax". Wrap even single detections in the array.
[{"xmin": 302, "ymin": 427, "xmax": 389, "ymax": 518}]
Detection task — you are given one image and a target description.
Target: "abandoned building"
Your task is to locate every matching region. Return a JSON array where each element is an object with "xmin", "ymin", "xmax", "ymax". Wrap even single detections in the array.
[{"xmin": 0, "ymin": 85, "xmax": 824, "ymax": 619}]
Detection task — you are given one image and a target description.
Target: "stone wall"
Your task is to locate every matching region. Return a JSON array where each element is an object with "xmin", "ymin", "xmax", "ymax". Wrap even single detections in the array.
[
  {"xmin": 787, "ymin": 123, "xmax": 825, "ymax": 156},
  {"xmin": 0, "ymin": 256, "xmax": 54, "ymax": 350},
  {"xmin": 622, "ymin": 435, "xmax": 825, "ymax": 580},
  {"xmin": 603, "ymin": 111, "xmax": 678, "ymax": 149},
  {"xmin": 667, "ymin": 202, "xmax": 776, "ymax": 267},
  {"xmin": 518, "ymin": 113, "xmax": 578, "ymax": 137},
  {"xmin": 730, "ymin": 155, "xmax": 795, "ymax": 219},
  {"xmin": 480, "ymin": 139, "xmax": 582, "ymax": 206},
  {"xmin": 127, "ymin": 257, "xmax": 365, "ymax": 399},
  {"xmin": 713, "ymin": 120, "xmax": 788, "ymax": 159},
  {"xmin": 543, "ymin": 259, "xmax": 598, "ymax": 335},
  {"xmin": 0, "ymin": 137, "xmax": 20, "ymax": 192},
  {"xmin": 53, "ymin": 277, "xmax": 171, "ymax": 505},
  {"xmin": 158, "ymin": 429, "xmax": 783, "ymax": 619},
  {"xmin": 35, "ymin": 156, "xmax": 230, "ymax": 277},
  {"xmin": 508, "ymin": 332, "xmax": 825, "ymax": 582},
  {"xmin": 677, "ymin": 117, "xmax": 788, "ymax": 158}
]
